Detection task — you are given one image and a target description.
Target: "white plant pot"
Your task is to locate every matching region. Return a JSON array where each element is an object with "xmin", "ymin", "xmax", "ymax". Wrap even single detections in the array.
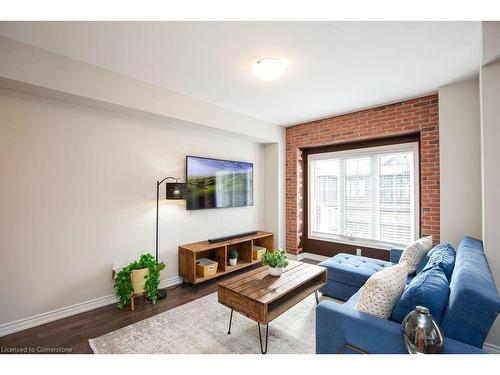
[
  {"xmin": 229, "ymin": 258, "xmax": 238, "ymax": 266},
  {"xmin": 269, "ymin": 267, "xmax": 283, "ymax": 277}
]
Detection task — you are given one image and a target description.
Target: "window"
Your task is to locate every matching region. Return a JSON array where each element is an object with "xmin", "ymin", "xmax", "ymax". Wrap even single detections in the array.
[{"xmin": 308, "ymin": 142, "xmax": 419, "ymax": 248}]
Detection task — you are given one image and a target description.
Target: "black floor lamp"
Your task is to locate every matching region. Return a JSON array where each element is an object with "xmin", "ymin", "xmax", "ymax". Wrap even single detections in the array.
[{"xmin": 155, "ymin": 176, "xmax": 187, "ymax": 299}]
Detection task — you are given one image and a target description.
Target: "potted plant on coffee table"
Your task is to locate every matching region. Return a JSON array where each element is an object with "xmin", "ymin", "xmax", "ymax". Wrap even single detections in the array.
[
  {"xmin": 261, "ymin": 248, "xmax": 289, "ymax": 276},
  {"xmin": 229, "ymin": 249, "xmax": 239, "ymax": 266}
]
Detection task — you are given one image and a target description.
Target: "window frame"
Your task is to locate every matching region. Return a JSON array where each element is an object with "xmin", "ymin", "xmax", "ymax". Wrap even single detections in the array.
[{"xmin": 302, "ymin": 133, "xmax": 421, "ymax": 253}]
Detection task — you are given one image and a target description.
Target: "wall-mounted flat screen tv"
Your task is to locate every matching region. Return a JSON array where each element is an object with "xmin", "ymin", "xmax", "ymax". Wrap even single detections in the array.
[{"xmin": 186, "ymin": 156, "xmax": 254, "ymax": 210}]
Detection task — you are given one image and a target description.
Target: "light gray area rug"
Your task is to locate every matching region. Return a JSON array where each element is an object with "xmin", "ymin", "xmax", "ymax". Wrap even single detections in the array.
[{"xmin": 89, "ymin": 292, "xmax": 319, "ymax": 354}]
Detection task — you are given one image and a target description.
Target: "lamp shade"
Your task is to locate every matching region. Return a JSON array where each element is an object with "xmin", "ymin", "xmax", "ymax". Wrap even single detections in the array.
[{"xmin": 165, "ymin": 182, "xmax": 187, "ymax": 200}]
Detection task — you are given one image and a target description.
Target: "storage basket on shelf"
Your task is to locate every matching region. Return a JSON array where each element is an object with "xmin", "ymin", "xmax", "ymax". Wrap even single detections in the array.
[
  {"xmin": 252, "ymin": 245, "xmax": 266, "ymax": 261},
  {"xmin": 196, "ymin": 258, "xmax": 218, "ymax": 278}
]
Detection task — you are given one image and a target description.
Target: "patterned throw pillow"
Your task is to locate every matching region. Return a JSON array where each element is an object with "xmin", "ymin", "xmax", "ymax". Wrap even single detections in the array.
[
  {"xmin": 399, "ymin": 236, "xmax": 433, "ymax": 274},
  {"xmin": 354, "ymin": 263, "xmax": 408, "ymax": 319}
]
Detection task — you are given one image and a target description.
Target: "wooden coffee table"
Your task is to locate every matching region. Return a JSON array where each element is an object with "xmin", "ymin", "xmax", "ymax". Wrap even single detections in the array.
[{"xmin": 217, "ymin": 260, "xmax": 327, "ymax": 354}]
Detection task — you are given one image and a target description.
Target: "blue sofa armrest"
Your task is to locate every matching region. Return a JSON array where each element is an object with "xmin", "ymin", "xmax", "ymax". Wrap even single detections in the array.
[
  {"xmin": 390, "ymin": 248, "xmax": 404, "ymax": 263},
  {"xmin": 316, "ymin": 300, "xmax": 486, "ymax": 354}
]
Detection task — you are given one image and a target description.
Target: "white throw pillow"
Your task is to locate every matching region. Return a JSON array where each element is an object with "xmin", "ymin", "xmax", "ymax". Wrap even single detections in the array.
[
  {"xmin": 399, "ymin": 236, "xmax": 433, "ymax": 274},
  {"xmin": 354, "ymin": 263, "xmax": 408, "ymax": 319}
]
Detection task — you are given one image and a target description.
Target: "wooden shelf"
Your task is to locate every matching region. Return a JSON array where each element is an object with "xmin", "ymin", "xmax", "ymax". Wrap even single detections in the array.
[
  {"xmin": 194, "ymin": 270, "xmax": 226, "ymax": 283},
  {"xmin": 225, "ymin": 259, "xmax": 261, "ymax": 273},
  {"xmin": 267, "ymin": 276, "xmax": 326, "ymax": 322},
  {"xmin": 180, "ymin": 231, "xmax": 273, "ymax": 252},
  {"xmin": 218, "ymin": 260, "xmax": 327, "ymax": 325},
  {"xmin": 179, "ymin": 231, "xmax": 274, "ymax": 284}
]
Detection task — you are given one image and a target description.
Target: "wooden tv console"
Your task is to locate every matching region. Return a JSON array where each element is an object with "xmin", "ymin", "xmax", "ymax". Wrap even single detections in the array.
[{"xmin": 178, "ymin": 231, "xmax": 274, "ymax": 285}]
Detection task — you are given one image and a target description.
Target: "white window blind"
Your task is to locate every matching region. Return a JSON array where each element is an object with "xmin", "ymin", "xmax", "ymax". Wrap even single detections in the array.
[{"xmin": 308, "ymin": 142, "xmax": 419, "ymax": 248}]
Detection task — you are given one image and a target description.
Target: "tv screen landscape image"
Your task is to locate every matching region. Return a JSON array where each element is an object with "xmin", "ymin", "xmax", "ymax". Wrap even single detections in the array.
[{"xmin": 186, "ymin": 156, "xmax": 254, "ymax": 210}]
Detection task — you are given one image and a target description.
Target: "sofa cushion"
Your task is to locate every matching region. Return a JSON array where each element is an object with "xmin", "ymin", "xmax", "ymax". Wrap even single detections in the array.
[
  {"xmin": 319, "ymin": 253, "xmax": 394, "ymax": 287},
  {"xmin": 415, "ymin": 250, "xmax": 432, "ymax": 275},
  {"xmin": 399, "ymin": 236, "xmax": 433, "ymax": 274},
  {"xmin": 391, "ymin": 264, "xmax": 449, "ymax": 324},
  {"xmin": 355, "ymin": 263, "xmax": 407, "ymax": 319},
  {"xmin": 416, "ymin": 243, "xmax": 456, "ymax": 280}
]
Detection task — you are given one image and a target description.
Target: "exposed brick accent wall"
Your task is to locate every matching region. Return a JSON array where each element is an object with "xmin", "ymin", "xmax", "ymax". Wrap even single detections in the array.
[{"xmin": 286, "ymin": 94, "xmax": 439, "ymax": 255}]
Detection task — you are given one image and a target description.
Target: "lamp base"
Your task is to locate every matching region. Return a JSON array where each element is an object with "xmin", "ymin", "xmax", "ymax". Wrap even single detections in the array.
[
  {"xmin": 157, "ymin": 288, "xmax": 167, "ymax": 300},
  {"xmin": 147, "ymin": 288, "xmax": 167, "ymax": 301}
]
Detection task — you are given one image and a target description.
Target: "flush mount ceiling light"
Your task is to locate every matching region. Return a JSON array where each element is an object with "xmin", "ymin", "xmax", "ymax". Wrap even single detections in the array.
[{"xmin": 251, "ymin": 57, "xmax": 289, "ymax": 81}]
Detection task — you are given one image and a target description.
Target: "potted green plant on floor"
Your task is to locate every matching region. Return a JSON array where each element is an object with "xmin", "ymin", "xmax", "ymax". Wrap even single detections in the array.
[
  {"xmin": 261, "ymin": 248, "xmax": 289, "ymax": 276},
  {"xmin": 113, "ymin": 253, "xmax": 165, "ymax": 309},
  {"xmin": 229, "ymin": 249, "xmax": 239, "ymax": 266}
]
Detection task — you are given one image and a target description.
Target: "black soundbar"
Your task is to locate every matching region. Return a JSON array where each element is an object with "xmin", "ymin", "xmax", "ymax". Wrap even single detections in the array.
[{"xmin": 208, "ymin": 231, "xmax": 258, "ymax": 244}]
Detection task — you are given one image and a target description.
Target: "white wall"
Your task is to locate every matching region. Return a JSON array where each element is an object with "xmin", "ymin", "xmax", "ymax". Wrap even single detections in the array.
[
  {"xmin": 438, "ymin": 70, "xmax": 500, "ymax": 350},
  {"xmin": 482, "ymin": 21, "xmax": 500, "ymax": 65},
  {"xmin": 263, "ymin": 143, "xmax": 279, "ymax": 248},
  {"xmin": 0, "ymin": 88, "xmax": 265, "ymax": 325},
  {"xmin": 480, "ymin": 21, "xmax": 500, "ymax": 350},
  {"xmin": 480, "ymin": 60, "xmax": 500, "ymax": 349},
  {"xmin": 438, "ymin": 79, "xmax": 482, "ymax": 248},
  {"xmin": 0, "ymin": 36, "xmax": 282, "ymax": 144},
  {"xmin": 481, "ymin": 65, "xmax": 500, "ymax": 289}
]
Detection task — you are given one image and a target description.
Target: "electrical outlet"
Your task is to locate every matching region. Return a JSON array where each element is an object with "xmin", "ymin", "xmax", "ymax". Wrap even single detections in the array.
[
  {"xmin": 112, "ymin": 262, "xmax": 126, "ymax": 280},
  {"xmin": 356, "ymin": 248, "xmax": 362, "ymax": 256}
]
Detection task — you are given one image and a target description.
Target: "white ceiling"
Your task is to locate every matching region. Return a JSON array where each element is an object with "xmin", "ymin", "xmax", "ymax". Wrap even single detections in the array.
[{"xmin": 0, "ymin": 22, "xmax": 481, "ymax": 126}]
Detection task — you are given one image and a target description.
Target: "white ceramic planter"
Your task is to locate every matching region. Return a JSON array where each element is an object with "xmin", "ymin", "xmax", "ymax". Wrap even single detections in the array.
[
  {"xmin": 269, "ymin": 267, "xmax": 284, "ymax": 276},
  {"xmin": 229, "ymin": 258, "xmax": 237, "ymax": 266}
]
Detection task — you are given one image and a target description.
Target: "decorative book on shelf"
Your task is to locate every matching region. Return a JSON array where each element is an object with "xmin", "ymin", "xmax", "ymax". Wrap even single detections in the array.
[{"xmin": 178, "ymin": 231, "xmax": 274, "ymax": 284}]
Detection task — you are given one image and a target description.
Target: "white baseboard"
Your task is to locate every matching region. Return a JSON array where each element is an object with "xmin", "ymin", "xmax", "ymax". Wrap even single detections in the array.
[
  {"xmin": 287, "ymin": 252, "xmax": 329, "ymax": 262},
  {"xmin": 0, "ymin": 275, "xmax": 183, "ymax": 338},
  {"xmin": 483, "ymin": 341, "xmax": 500, "ymax": 353},
  {"xmin": 159, "ymin": 275, "xmax": 183, "ymax": 290},
  {"xmin": 298, "ymin": 252, "xmax": 330, "ymax": 262}
]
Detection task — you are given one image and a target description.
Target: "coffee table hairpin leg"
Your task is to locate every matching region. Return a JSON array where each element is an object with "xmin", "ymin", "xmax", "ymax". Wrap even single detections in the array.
[
  {"xmin": 227, "ymin": 309, "xmax": 269, "ymax": 354},
  {"xmin": 257, "ymin": 323, "xmax": 269, "ymax": 354},
  {"xmin": 227, "ymin": 309, "xmax": 233, "ymax": 334},
  {"xmin": 226, "ymin": 290, "xmax": 319, "ymax": 354}
]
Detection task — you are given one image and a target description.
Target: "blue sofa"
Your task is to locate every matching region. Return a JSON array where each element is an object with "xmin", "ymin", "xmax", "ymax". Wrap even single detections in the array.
[{"xmin": 316, "ymin": 237, "xmax": 500, "ymax": 353}]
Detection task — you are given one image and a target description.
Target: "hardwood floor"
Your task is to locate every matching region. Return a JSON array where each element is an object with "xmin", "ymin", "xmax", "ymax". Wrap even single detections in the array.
[{"xmin": 0, "ymin": 259, "xmax": 320, "ymax": 354}]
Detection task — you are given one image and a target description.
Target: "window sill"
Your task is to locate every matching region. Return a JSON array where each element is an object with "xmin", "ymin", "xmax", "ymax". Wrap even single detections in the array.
[{"xmin": 308, "ymin": 234, "xmax": 405, "ymax": 251}]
